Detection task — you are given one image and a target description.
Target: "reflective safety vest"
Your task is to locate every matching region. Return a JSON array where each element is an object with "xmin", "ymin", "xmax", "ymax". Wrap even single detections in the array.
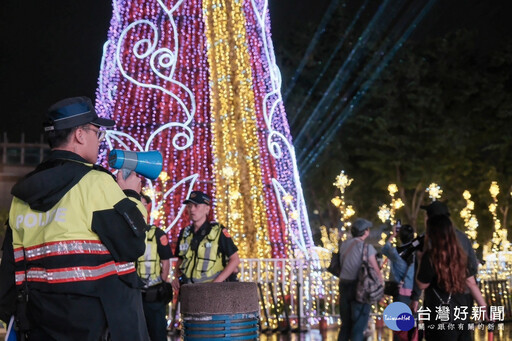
[
  {"xmin": 137, "ymin": 225, "xmax": 162, "ymax": 287},
  {"xmin": 178, "ymin": 223, "xmax": 225, "ymax": 283},
  {"xmin": 10, "ymin": 168, "xmax": 140, "ymax": 288}
]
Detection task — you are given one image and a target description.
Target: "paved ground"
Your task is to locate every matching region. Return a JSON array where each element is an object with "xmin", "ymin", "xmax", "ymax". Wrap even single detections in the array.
[
  {"xmin": 2, "ymin": 322, "xmax": 509, "ymax": 340},
  {"xmin": 168, "ymin": 324, "xmax": 511, "ymax": 340}
]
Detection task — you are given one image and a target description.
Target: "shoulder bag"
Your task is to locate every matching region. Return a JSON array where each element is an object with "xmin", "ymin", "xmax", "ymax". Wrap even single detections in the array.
[{"xmin": 356, "ymin": 243, "xmax": 384, "ymax": 304}]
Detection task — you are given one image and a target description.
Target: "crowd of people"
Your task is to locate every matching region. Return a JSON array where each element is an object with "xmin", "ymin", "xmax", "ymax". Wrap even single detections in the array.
[
  {"xmin": 337, "ymin": 201, "xmax": 488, "ymax": 341},
  {"xmin": 0, "ymin": 96, "xmax": 240, "ymax": 341}
]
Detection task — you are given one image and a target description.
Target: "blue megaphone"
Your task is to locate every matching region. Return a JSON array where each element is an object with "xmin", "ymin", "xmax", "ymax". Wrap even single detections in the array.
[{"xmin": 108, "ymin": 149, "xmax": 163, "ymax": 180}]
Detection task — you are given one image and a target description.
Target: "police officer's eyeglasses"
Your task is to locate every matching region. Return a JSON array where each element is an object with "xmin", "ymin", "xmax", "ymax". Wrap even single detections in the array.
[{"xmin": 82, "ymin": 126, "xmax": 106, "ymax": 142}]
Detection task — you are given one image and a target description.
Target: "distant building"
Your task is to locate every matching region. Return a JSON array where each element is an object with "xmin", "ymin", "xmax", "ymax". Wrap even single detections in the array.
[{"xmin": 0, "ymin": 133, "xmax": 49, "ymax": 210}]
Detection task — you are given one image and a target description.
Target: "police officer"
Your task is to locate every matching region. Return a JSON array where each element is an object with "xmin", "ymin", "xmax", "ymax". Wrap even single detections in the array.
[
  {"xmin": 171, "ymin": 191, "xmax": 240, "ymax": 290},
  {"xmin": 137, "ymin": 194, "xmax": 173, "ymax": 341},
  {"xmin": 0, "ymin": 96, "xmax": 150, "ymax": 340}
]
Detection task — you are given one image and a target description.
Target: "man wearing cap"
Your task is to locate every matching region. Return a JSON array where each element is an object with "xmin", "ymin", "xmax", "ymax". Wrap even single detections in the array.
[
  {"xmin": 171, "ymin": 191, "xmax": 240, "ymax": 290},
  {"xmin": 338, "ymin": 218, "xmax": 383, "ymax": 341},
  {"xmin": 0, "ymin": 97, "xmax": 150, "ymax": 340}
]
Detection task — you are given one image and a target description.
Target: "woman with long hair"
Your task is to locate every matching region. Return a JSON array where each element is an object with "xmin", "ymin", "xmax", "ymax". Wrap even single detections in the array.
[{"xmin": 416, "ymin": 214, "xmax": 486, "ymax": 340}]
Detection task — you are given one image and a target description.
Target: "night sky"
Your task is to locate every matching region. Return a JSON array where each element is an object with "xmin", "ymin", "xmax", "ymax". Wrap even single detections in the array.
[{"xmin": 0, "ymin": 0, "xmax": 510, "ymax": 142}]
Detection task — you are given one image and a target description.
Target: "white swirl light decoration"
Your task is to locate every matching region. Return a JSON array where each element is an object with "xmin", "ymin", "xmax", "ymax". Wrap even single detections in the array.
[
  {"xmin": 95, "ymin": 0, "xmax": 199, "ymax": 230},
  {"xmin": 251, "ymin": 0, "xmax": 314, "ymax": 254},
  {"xmin": 159, "ymin": 174, "xmax": 198, "ymax": 233},
  {"xmin": 272, "ymin": 179, "xmax": 308, "ymax": 256},
  {"xmin": 115, "ymin": 17, "xmax": 196, "ymax": 151},
  {"xmin": 98, "ymin": 42, "xmax": 116, "ymax": 110}
]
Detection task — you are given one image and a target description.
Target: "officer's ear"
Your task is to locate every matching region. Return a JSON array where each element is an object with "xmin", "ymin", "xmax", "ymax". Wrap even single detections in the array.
[{"xmin": 74, "ymin": 126, "xmax": 87, "ymax": 145}]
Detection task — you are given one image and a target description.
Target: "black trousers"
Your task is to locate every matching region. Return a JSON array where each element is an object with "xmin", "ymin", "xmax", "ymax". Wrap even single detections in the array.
[{"xmin": 142, "ymin": 300, "xmax": 168, "ymax": 341}]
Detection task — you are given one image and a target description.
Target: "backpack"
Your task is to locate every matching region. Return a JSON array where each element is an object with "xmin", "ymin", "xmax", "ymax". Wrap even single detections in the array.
[{"xmin": 356, "ymin": 243, "xmax": 384, "ymax": 304}]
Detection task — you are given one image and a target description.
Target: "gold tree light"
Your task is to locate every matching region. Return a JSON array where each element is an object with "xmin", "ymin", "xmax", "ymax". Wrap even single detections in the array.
[
  {"xmin": 377, "ymin": 204, "xmax": 391, "ymax": 223},
  {"xmin": 426, "ymin": 183, "xmax": 443, "ymax": 201},
  {"xmin": 460, "ymin": 190, "xmax": 479, "ymax": 249},
  {"xmin": 377, "ymin": 204, "xmax": 391, "ymax": 246},
  {"xmin": 320, "ymin": 225, "xmax": 339, "ymax": 252},
  {"xmin": 377, "ymin": 184, "xmax": 404, "ymax": 246},
  {"xmin": 331, "ymin": 171, "xmax": 355, "ymax": 240},
  {"xmin": 489, "ymin": 181, "xmax": 509, "ymax": 252},
  {"xmin": 387, "ymin": 184, "xmax": 404, "ymax": 224},
  {"xmin": 143, "ymin": 171, "xmax": 169, "ymax": 225}
]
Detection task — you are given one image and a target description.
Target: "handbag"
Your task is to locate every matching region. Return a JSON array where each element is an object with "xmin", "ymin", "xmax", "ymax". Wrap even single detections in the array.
[
  {"xmin": 356, "ymin": 243, "xmax": 384, "ymax": 304},
  {"xmin": 384, "ymin": 258, "xmax": 414, "ymax": 297},
  {"xmin": 327, "ymin": 240, "xmax": 358, "ymax": 278}
]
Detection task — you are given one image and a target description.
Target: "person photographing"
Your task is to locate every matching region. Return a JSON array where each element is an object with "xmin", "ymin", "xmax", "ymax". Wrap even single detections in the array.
[{"xmin": 382, "ymin": 221, "xmax": 416, "ymax": 305}]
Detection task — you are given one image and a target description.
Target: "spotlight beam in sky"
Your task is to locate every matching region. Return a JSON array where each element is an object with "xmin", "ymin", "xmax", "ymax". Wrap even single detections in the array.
[
  {"xmin": 282, "ymin": 0, "xmax": 340, "ymax": 102},
  {"xmin": 297, "ymin": 0, "xmax": 422, "ymax": 162},
  {"xmin": 289, "ymin": 0, "xmax": 370, "ymax": 128},
  {"xmin": 293, "ymin": 0, "xmax": 398, "ymax": 148},
  {"xmin": 299, "ymin": 0, "xmax": 438, "ymax": 174}
]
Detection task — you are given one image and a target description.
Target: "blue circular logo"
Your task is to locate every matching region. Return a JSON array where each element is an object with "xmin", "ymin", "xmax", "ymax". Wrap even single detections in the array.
[{"xmin": 383, "ymin": 302, "xmax": 415, "ymax": 331}]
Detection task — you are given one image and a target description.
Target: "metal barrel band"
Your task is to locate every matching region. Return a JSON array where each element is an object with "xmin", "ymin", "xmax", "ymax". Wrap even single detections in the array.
[{"xmin": 183, "ymin": 312, "xmax": 259, "ymax": 340}]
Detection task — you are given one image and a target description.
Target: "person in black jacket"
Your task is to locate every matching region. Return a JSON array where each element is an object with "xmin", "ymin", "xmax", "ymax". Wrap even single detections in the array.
[{"xmin": 0, "ymin": 96, "xmax": 150, "ymax": 341}]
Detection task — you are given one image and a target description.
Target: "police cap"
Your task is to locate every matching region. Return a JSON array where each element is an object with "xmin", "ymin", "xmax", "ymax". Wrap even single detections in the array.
[
  {"xmin": 44, "ymin": 96, "xmax": 115, "ymax": 131},
  {"xmin": 183, "ymin": 191, "xmax": 211, "ymax": 205}
]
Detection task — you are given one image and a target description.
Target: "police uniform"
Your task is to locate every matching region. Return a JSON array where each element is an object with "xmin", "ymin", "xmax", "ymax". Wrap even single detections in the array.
[
  {"xmin": 176, "ymin": 221, "xmax": 238, "ymax": 283},
  {"xmin": 137, "ymin": 225, "xmax": 172, "ymax": 341},
  {"xmin": 0, "ymin": 97, "xmax": 150, "ymax": 341}
]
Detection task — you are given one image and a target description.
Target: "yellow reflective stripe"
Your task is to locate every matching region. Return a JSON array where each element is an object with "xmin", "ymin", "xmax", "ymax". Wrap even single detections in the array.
[
  {"xmin": 15, "ymin": 261, "xmax": 135, "ymax": 285},
  {"xmin": 137, "ymin": 226, "xmax": 161, "ymax": 285},
  {"xmin": 183, "ymin": 271, "xmax": 222, "ymax": 284}
]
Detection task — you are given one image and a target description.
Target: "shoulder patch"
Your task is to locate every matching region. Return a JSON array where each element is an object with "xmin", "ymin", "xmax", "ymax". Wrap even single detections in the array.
[
  {"xmin": 160, "ymin": 234, "xmax": 169, "ymax": 246},
  {"xmin": 222, "ymin": 229, "xmax": 231, "ymax": 238}
]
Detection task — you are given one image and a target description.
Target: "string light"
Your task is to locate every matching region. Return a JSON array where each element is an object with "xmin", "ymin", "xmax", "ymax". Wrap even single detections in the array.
[
  {"xmin": 460, "ymin": 190, "xmax": 479, "ymax": 250},
  {"xmin": 377, "ymin": 184, "xmax": 403, "ymax": 246},
  {"xmin": 426, "ymin": 183, "xmax": 443, "ymax": 201},
  {"xmin": 95, "ymin": 0, "xmax": 313, "ymax": 258},
  {"xmin": 331, "ymin": 171, "xmax": 355, "ymax": 243},
  {"xmin": 489, "ymin": 181, "xmax": 508, "ymax": 252}
]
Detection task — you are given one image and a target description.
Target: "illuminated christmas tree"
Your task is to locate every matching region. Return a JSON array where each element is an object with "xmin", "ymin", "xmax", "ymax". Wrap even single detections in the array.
[{"xmin": 95, "ymin": 0, "xmax": 313, "ymax": 259}]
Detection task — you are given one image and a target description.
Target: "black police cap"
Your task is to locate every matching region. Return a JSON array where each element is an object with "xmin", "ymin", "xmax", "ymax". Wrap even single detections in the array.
[
  {"xmin": 183, "ymin": 191, "xmax": 211, "ymax": 205},
  {"xmin": 44, "ymin": 96, "xmax": 115, "ymax": 131}
]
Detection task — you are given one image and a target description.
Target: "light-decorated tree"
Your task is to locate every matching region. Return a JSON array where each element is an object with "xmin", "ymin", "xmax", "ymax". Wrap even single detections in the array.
[
  {"xmin": 320, "ymin": 170, "xmax": 355, "ymax": 251},
  {"xmin": 94, "ymin": 0, "xmax": 313, "ymax": 258}
]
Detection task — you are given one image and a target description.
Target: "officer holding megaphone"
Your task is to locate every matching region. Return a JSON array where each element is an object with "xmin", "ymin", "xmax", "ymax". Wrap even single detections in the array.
[
  {"xmin": 1, "ymin": 96, "xmax": 151, "ymax": 340},
  {"xmin": 108, "ymin": 149, "xmax": 163, "ymax": 180}
]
